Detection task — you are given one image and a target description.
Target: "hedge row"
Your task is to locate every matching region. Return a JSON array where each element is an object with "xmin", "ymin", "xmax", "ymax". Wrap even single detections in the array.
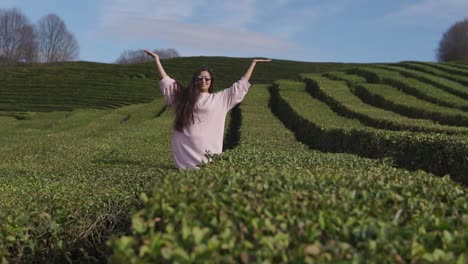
[
  {"xmin": 347, "ymin": 68, "xmax": 468, "ymax": 127},
  {"xmin": 400, "ymin": 62, "xmax": 468, "ymax": 87},
  {"xmin": 310, "ymin": 73, "xmax": 468, "ymax": 135},
  {"xmin": 421, "ymin": 62, "xmax": 468, "ymax": 77},
  {"xmin": 446, "ymin": 62, "xmax": 468, "ymax": 71},
  {"xmin": 109, "ymin": 85, "xmax": 467, "ymax": 263},
  {"xmin": 351, "ymin": 67, "xmax": 468, "ymax": 111},
  {"xmin": 377, "ymin": 64, "xmax": 468, "ymax": 100},
  {"xmin": 272, "ymin": 79, "xmax": 468, "ymax": 185},
  {"xmin": 0, "ymin": 98, "xmax": 175, "ymax": 263}
]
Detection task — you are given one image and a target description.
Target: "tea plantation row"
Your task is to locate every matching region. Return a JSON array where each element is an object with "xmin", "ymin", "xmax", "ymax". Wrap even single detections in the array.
[
  {"xmin": 0, "ymin": 59, "xmax": 467, "ymax": 263},
  {"xmin": 109, "ymin": 84, "xmax": 467, "ymax": 263}
]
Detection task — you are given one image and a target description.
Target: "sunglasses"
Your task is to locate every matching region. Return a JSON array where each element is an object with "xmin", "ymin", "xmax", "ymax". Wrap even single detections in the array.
[{"xmin": 197, "ymin": 76, "xmax": 212, "ymax": 81}]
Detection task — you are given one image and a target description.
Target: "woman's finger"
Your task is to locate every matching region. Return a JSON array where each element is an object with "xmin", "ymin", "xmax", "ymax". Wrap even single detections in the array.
[
  {"xmin": 254, "ymin": 58, "xmax": 272, "ymax": 63},
  {"xmin": 143, "ymin": 49, "xmax": 157, "ymax": 57}
]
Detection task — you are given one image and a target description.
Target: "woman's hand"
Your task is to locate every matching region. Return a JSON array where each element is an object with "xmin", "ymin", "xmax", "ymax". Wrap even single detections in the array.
[
  {"xmin": 144, "ymin": 49, "xmax": 168, "ymax": 79},
  {"xmin": 242, "ymin": 58, "xmax": 272, "ymax": 81},
  {"xmin": 253, "ymin": 58, "xmax": 272, "ymax": 63},
  {"xmin": 143, "ymin": 49, "xmax": 159, "ymax": 60}
]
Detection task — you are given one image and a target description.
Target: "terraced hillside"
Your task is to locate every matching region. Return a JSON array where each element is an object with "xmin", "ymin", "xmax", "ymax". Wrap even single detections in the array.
[
  {"xmin": 0, "ymin": 59, "xmax": 467, "ymax": 263},
  {"xmin": 0, "ymin": 58, "xmax": 353, "ymax": 119}
]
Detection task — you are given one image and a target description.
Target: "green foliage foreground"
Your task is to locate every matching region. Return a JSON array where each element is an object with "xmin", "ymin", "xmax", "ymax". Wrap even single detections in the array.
[
  {"xmin": 109, "ymin": 86, "xmax": 467, "ymax": 263},
  {"xmin": 0, "ymin": 58, "xmax": 354, "ymax": 262},
  {"xmin": 0, "ymin": 99, "xmax": 175, "ymax": 262},
  {"xmin": 0, "ymin": 59, "xmax": 467, "ymax": 263}
]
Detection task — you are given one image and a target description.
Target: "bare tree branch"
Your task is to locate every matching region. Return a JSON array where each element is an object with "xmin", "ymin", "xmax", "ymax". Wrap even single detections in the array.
[
  {"xmin": 0, "ymin": 8, "xmax": 37, "ymax": 64},
  {"xmin": 18, "ymin": 24, "xmax": 38, "ymax": 63},
  {"xmin": 37, "ymin": 13, "xmax": 79, "ymax": 63}
]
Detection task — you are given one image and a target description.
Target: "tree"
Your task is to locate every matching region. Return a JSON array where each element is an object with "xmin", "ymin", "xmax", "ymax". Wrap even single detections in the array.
[
  {"xmin": 115, "ymin": 49, "xmax": 152, "ymax": 64},
  {"xmin": 0, "ymin": 8, "xmax": 37, "ymax": 64},
  {"xmin": 115, "ymin": 48, "xmax": 180, "ymax": 64},
  {"xmin": 437, "ymin": 18, "xmax": 468, "ymax": 62},
  {"xmin": 17, "ymin": 23, "xmax": 38, "ymax": 63},
  {"xmin": 37, "ymin": 14, "xmax": 79, "ymax": 63},
  {"xmin": 156, "ymin": 48, "xmax": 180, "ymax": 59}
]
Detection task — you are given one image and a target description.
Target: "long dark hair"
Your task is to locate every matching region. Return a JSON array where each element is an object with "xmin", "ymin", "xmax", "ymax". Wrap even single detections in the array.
[{"xmin": 173, "ymin": 67, "xmax": 215, "ymax": 131}]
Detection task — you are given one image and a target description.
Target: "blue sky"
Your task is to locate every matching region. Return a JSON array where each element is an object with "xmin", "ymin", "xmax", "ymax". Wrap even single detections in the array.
[{"xmin": 2, "ymin": 0, "xmax": 467, "ymax": 63}]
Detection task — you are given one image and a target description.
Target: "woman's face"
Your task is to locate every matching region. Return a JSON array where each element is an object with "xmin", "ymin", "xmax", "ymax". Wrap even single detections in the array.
[{"xmin": 197, "ymin": 70, "xmax": 212, "ymax": 93}]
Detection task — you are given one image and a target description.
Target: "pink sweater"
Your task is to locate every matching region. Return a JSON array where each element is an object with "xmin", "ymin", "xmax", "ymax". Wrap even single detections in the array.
[{"xmin": 160, "ymin": 76, "xmax": 251, "ymax": 169}]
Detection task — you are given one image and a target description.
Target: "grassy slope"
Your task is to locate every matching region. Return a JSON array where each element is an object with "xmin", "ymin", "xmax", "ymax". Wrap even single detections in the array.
[
  {"xmin": 0, "ymin": 58, "xmax": 355, "ymax": 262},
  {"xmin": 0, "ymin": 58, "xmax": 467, "ymax": 262},
  {"xmin": 0, "ymin": 58, "xmax": 356, "ymax": 117},
  {"xmin": 109, "ymin": 85, "xmax": 467, "ymax": 263},
  {"xmin": 0, "ymin": 99, "xmax": 176, "ymax": 262}
]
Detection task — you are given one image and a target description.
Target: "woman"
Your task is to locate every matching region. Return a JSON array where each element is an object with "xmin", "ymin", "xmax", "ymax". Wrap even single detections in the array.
[{"xmin": 144, "ymin": 49, "xmax": 271, "ymax": 169}]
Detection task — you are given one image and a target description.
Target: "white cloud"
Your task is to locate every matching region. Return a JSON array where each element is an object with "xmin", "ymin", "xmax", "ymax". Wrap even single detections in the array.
[
  {"xmin": 207, "ymin": 0, "xmax": 257, "ymax": 29},
  {"xmin": 386, "ymin": 0, "xmax": 468, "ymax": 22},
  {"xmin": 98, "ymin": 17, "xmax": 298, "ymax": 54},
  {"xmin": 262, "ymin": 0, "xmax": 349, "ymax": 39},
  {"xmin": 99, "ymin": 0, "xmax": 258, "ymax": 29},
  {"xmin": 96, "ymin": 0, "xmax": 300, "ymax": 57},
  {"xmin": 100, "ymin": 0, "xmax": 198, "ymax": 26}
]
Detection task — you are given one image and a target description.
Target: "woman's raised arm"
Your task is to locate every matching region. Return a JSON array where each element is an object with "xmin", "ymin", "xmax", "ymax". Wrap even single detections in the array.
[
  {"xmin": 143, "ymin": 49, "xmax": 168, "ymax": 80},
  {"xmin": 242, "ymin": 58, "xmax": 272, "ymax": 82}
]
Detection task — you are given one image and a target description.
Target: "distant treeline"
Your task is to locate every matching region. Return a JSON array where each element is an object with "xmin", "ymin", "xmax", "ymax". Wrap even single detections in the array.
[
  {"xmin": 0, "ymin": 7, "xmax": 180, "ymax": 66},
  {"xmin": 0, "ymin": 8, "xmax": 79, "ymax": 65},
  {"xmin": 115, "ymin": 48, "xmax": 180, "ymax": 64}
]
